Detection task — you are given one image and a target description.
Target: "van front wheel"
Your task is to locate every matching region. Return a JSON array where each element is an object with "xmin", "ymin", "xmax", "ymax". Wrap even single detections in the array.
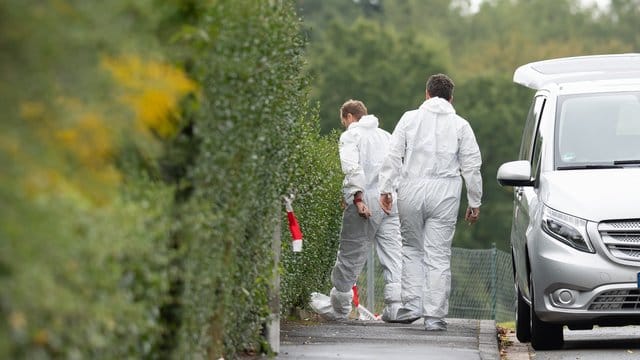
[
  {"xmin": 515, "ymin": 284, "xmax": 531, "ymax": 342},
  {"xmin": 529, "ymin": 274, "xmax": 564, "ymax": 350}
]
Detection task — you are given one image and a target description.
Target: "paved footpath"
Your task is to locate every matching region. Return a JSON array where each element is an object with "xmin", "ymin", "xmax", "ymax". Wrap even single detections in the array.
[{"xmin": 278, "ymin": 318, "xmax": 500, "ymax": 360}]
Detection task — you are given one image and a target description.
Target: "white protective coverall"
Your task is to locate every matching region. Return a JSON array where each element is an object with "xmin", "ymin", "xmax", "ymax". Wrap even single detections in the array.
[
  {"xmin": 378, "ymin": 97, "xmax": 482, "ymax": 322},
  {"xmin": 322, "ymin": 114, "xmax": 403, "ymax": 321}
]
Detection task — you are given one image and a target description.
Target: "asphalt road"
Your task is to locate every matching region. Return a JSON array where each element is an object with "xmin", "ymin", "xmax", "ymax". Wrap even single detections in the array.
[
  {"xmin": 278, "ymin": 317, "xmax": 500, "ymax": 360},
  {"xmin": 504, "ymin": 325, "xmax": 640, "ymax": 359}
]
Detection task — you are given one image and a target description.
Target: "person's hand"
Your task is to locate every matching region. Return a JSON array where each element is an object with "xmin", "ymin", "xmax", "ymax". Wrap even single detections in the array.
[
  {"xmin": 356, "ymin": 201, "xmax": 371, "ymax": 219},
  {"xmin": 465, "ymin": 207, "xmax": 480, "ymax": 225},
  {"xmin": 379, "ymin": 193, "xmax": 392, "ymax": 215}
]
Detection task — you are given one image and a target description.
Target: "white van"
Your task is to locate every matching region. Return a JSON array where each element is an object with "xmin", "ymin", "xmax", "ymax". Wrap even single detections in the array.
[{"xmin": 497, "ymin": 53, "xmax": 640, "ymax": 350}]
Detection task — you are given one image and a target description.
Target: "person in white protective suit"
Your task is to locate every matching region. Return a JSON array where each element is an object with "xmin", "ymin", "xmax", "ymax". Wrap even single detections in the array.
[
  {"xmin": 313, "ymin": 99, "xmax": 403, "ymax": 322},
  {"xmin": 378, "ymin": 74, "xmax": 482, "ymax": 331}
]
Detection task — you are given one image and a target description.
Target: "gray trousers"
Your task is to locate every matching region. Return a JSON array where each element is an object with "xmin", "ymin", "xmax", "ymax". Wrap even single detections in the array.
[
  {"xmin": 331, "ymin": 191, "xmax": 402, "ymax": 314},
  {"xmin": 397, "ymin": 177, "xmax": 462, "ymax": 319}
]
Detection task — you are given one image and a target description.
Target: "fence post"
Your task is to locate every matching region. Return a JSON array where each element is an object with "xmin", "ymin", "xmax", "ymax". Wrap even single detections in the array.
[
  {"xmin": 265, "ymin": 211, "xmax": 281, "ymax": 353},
  {"xmin": 367, "ymin": 244, "xmax": 375, "ymax": 311},
  {"xmin": 490, "ymin": 243, "xmax": 497, "ymax": 320}
]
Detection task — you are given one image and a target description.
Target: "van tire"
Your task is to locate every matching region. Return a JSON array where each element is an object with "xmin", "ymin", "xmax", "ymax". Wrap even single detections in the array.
[
  {"xmin": 530, "ymin": 274, "xmax": 564, "ymax": 350},
  {"xmin": 515, "ymin": 284, "xmax": 531, "ymax": 342}
]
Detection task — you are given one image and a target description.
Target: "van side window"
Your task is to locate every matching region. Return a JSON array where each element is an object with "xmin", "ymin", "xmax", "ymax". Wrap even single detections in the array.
[
  {"xmin": 519, "ymin": 95, "xmax": 546, "ymax": 162},
  {"xmin": 531, "ymin": 134, "xmax": 543, "ymax": 183}
]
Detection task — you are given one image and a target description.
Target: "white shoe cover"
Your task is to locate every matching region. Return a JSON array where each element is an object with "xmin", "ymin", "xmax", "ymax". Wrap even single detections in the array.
[
  {"xmin": 309, "ymin": 292, "xmax": 348, "ymax": 321},
  {"xmin": 329, "ymin": 287, "xmax": 353, "ymax": 317},
  {"xmin": 380, "ymin": 302, "xmax": 402, "ymax": 322},
  {"xmin": 425, "ymin": 317, "xmax": 447, "ymax": 331}
]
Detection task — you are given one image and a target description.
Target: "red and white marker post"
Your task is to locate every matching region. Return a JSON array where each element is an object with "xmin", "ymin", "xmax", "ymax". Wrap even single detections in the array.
[{"xmin": 284, "ymin": 195, "xmax": 303, "ymax": 252}]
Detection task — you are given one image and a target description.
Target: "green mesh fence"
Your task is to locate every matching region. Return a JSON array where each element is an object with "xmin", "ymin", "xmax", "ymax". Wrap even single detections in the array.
[{"xmin": 356, "ymin": 245, "xmax": 515, "ymax": 322}]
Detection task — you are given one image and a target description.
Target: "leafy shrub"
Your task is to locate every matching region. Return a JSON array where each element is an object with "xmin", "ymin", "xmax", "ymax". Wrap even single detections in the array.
[
  {"xmin": 170, "ymin": 0, "xmax": 342, "ymax": 357},
  {"xmin": 279, "ymin": 128, "xmax": 344, "ymax": 315},
  {"xmin": 0, "ymin": 0, "xmax": 191, "ymax": 358},
  {"xmin": 1, "ymin": 1, "xmax": 342, "ymax": 359}
]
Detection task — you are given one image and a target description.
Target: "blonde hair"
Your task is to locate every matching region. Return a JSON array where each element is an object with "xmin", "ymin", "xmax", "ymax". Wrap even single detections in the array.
[{"xmin": 340, "ymin": 99, "xmax": 368, "ymax": 120}]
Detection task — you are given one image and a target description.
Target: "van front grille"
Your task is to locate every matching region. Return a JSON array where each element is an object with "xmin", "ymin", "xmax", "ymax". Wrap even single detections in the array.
[
  {"xmin": 601, "ymin": 221, "xmax": 640, "ymax": 230},
  {"xmin": 599, "ymin": 220, "xmax": 640, "ymax": 262},
  {"xmin": 589, "ymin": 289, "xmax": 640, "ymax": 311}
]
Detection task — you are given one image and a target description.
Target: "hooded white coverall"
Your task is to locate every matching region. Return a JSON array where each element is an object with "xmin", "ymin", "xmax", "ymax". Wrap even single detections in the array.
[
  {"xmin": 378, "ymin": 97, "xmax": 482, "ymax": 321},
  {"xmin": 327, "ymin": 114, "xmax": 403, "ymax": 321}
]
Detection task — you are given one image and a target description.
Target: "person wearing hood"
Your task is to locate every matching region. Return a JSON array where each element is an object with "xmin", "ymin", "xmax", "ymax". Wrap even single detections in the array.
[
  {"xmin": 378, "ymin": 74, "xmax": 482, "ymax": 331},
  {"xmin": 313, "ymin": 99, "xmax": 403, "ymax": 322}
]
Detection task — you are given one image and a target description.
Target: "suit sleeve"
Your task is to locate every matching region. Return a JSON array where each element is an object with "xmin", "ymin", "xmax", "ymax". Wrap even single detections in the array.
[
  {"xmin": 339, "ymin": 130, "xmax": 366, "ymax": 202},
  {"xmin": 458, "ymin": 122, "xmax": 483, "ymax": 208},
  {"xmin": 378, "ymin": 116, "xmax": 406, "ymax": 194}
]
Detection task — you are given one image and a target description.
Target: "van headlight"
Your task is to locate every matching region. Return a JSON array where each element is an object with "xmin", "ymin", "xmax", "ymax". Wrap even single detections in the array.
[{"xmin": 541, "ymin": 206, "xmax": 594, "ymax": 253}]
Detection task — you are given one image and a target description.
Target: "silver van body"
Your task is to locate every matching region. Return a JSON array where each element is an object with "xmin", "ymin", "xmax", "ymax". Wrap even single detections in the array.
[{"xmin": 497, "ymin": 53, "xmax": 640, "ymax": 350}]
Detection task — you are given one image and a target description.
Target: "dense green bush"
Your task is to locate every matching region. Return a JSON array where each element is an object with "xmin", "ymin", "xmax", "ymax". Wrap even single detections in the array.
[
  {"xmin": 170, "ymin": 0, "xmax": 342, "ymax": 357},
  {"xmin": 452, "ymin": 75, "xmax": 533, "ymax": 250},
  {"xmin": 305, "ymin": 16, "xmax": 450, "ymax": 133},
  {"xmin": 1, "ymin": 176, "xmax": 174, "ymax": 359},
  {"xmin": 1, "ymin": 0, "xmax": 343, "ymax": 358},
  {"xmin": 279, "ymin": 128, "xmax": 344, "ymax": 315},
  {"xmin": 0, "ymin": 1, "xmax": 182, "ymax": 358}
]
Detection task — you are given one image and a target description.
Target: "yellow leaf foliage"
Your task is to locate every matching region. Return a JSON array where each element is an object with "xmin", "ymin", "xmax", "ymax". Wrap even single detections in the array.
[
  {"xmin": 9, "ymin": 56, "xmax": 196, "ymax": 206},
  {"xmin": 101, "ymin": 55, "xmax": 198, "ymax": 138},
  {"xmin": 15, "ymin": 98, "xmax": 121, "ymax": 205},
  {"xmin": 55, "ymin": 112, "xmax": 113, "ymax": 169}
]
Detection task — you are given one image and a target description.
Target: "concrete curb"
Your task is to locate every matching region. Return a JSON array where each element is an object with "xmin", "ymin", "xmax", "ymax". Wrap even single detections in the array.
[{"xmin": 479, "ymin": 320, "xmax": 501, "ymax": 360}]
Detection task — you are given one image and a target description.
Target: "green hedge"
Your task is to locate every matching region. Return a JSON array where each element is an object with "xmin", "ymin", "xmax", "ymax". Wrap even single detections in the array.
[
  {"xmin": 171, "ymin": 0, "xmax": 343, "ymax": 358},
  {"xmin": 0, "ymin": 167, "xmax": 175, "ymax": 359},
  {"xmin": 1, "ymin": 0, "xmax": 343, "ymax": 358},
  {"xmin": 279, "ymin": 128, "xmax": 344, "ymax": 315},
  {"xmin": 0, "ymin": 1, "xmax": 178, "ymax": 358}
]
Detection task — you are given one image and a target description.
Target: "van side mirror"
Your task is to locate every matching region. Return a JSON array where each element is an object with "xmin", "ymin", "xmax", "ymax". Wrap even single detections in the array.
[{"xmin": 497, "ymin": 160, "xmax": 534, "ymax": 187}]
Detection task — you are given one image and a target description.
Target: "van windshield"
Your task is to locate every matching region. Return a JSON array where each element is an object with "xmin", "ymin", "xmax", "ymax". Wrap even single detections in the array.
[{"xmin": 555, "ymin": 91, "xmax": 640, "ymax": 169}]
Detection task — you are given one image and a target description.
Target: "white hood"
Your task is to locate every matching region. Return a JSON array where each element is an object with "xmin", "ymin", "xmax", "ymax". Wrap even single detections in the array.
[
  {"xmin": 349, "ymin": 114, "xmax": 379, "ymax": 129},
  {"xmin": 540, "ymin": 168, "xmax": 640, "ymax": 222},
  {"xmin": 420, "ymin": 97, "xmax": 456, "ymax": 115},
  {"xmin": 339, "ymin": 113, "xmax": 391, "ymax": 203},
  {"xmin": 378, "ymin": 97, "xmax": 482, "ymax": 207}
]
